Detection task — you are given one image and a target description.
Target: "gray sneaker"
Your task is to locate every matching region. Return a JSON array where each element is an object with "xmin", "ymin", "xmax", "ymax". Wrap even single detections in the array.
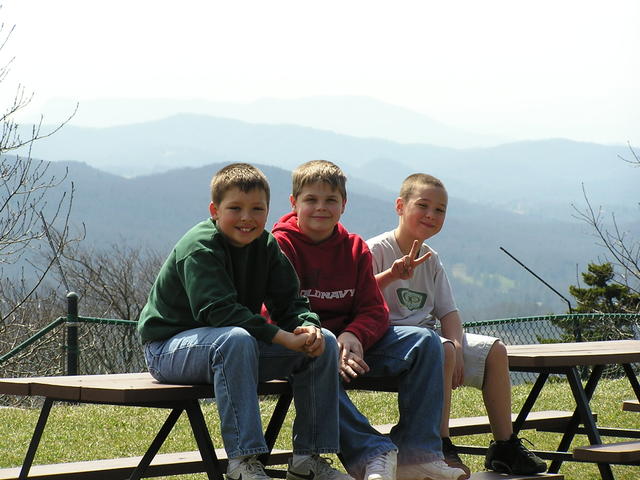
[
  {"xmin": 227, "ymin": 456, "xmax": 272, "ymax": 480},
  {"xmin": 364, "ymin": 449, "xmax": 397, "ymax": 480},
  {"xmin": 287, "ymin": 455, "xmax": 354, "ymax": 480},
  {"xmin": 397, "ymin": 459, "xmax": 466, "ymax": 480}
]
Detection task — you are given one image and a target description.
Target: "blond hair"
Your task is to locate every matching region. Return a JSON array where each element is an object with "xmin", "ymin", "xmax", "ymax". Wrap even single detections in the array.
[
  {"xmin": 210, "ymin": 163, "xmax": 270, "ymax": 205},
  {"xmin": 291, "ymin": 160, "xmax": 347, "ymax": 200},
  {"xmin": 399, "ymin": 173, "xmax": 445, "ymax": 201}
]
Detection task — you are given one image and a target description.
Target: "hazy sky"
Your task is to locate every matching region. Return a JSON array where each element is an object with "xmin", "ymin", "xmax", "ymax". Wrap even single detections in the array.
[{"xmin": 2, "ymin": 0, "xmax": 638, "ymax": 145}]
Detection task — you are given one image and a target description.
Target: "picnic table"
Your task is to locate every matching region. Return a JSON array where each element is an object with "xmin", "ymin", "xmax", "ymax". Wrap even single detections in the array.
[{"xmin": 506, "ymin": 340, "xmax": 640, "ymax": 480}]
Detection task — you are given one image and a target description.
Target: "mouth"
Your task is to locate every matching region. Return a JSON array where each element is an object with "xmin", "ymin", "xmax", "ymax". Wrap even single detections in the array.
[{"xmin": 237, "ymin": 226, "xmax": 254, "ymax": 233}]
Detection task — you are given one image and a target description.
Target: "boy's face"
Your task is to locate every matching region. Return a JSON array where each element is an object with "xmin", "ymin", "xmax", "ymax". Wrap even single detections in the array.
[
  {"xmin": 396, "ymin": 184, "xmax": 448, "ymax": 241},
  {"xmin": 209, "ymin": 187, "xmax": 269, "ymax": 247},
  {"xmin": 290, "ymin": 181, "xmax": 346, "ymax": 243}
]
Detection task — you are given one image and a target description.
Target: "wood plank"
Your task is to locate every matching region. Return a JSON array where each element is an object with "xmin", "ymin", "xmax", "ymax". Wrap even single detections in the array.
[
  {"xmin": 374, "ymin": 410, "xmax": 575, "ymax": 437},
  {"xmin": 0, "ymin": 377, "xmax": 37, "ymax": 396},
  {"xmin": 507, "ymin": 340, "xmax": 640, "ymax": 368},
  {"xmin": 623, "ymin": 399, "xmax": 640, "ymax": 412},
  {"xmin": 573, "ymin": 440, "xmax": 640, "ymax": 464},
  {"xmin": 2, "ymin": 373, "xmax": 291, "ymax": 404},
  {"xmin": 469, "ymin": 472, "xmax": 564, "ymax": 480},
  {"xmin": 0, "ymin": 449, "xmax": 292, "ymax": 480}
]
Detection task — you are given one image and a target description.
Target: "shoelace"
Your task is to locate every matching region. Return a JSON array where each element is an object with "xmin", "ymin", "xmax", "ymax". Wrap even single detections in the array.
[
  {"xmin": 244, "ymin": 457, "xmax": 271, "ymax": 480},
  {"xmin": 367, "ymin": 453, "xmax": 394, "ymax": 474},
  {"xmin": 513, "ymin": 436, "xmax": 537, "ymax": 457},
  {"xmin": 312, "ymin": 456, "xmax": 340, "ymax": 476}
]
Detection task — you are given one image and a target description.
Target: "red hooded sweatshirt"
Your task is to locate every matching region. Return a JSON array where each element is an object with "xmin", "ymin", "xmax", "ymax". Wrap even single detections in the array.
[{"xmin": 271, "ymin": 212, "xmax": 389, "ymax": 352}]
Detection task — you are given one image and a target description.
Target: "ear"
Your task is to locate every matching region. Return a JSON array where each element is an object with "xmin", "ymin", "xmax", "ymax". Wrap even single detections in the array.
[
  {"xmin": 209, "ymin": 202, "xmax": 218, "ymax": 220},
  {"xmin": 289, "ymin": 194, "xmax": 297, "ymax": 211},
  {"xmin": 341, "ymin": 198, "xmax": 347, "ymax": 214},
  {"xmin": 395, "ymin": 197, "xmax": 404, "ymax": 216}
]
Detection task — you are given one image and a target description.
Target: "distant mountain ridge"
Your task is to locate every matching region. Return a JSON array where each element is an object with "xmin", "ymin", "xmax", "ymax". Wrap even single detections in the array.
[
  {"xmin": 19, "ymin": 113, "xmax": 637, "ymax": 222},
  {"xmin": 33, "ymin": 95, "xmax": 508, "ymax": 148}
]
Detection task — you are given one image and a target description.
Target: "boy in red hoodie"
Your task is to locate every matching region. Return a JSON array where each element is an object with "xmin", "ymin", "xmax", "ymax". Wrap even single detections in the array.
[{"xmin": 271, "ymin": 160, "xmax": 467, "ymax": 480}]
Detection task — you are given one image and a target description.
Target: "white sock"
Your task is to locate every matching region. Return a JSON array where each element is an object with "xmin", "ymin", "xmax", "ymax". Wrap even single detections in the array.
[
  {"xmin": 228, "ymin": 455, "xmax": 250, "ymax": 473},
  {"xmin": 292, "ymin": 454, "xmax": 313, "ymax": 468}
]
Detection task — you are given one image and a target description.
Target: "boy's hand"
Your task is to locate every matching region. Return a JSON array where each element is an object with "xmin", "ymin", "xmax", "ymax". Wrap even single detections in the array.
[
  {"xmin": 293, "ymin": 325, "xmax": 325, "ymax": 357},
  {"xmin": 273, "ymin": 329, "xmax": 312, "ymax": 354},
  {"xmin": 390, "ymin": 240, "xmax": 431, "ymax": 280},
  {"xmin": 337, "ymin": 332, "xmax": 369, "ymax": 382}
]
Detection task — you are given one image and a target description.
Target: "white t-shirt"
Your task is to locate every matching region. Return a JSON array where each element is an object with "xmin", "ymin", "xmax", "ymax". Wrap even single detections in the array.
[{"xmin": 366, "ymin": 230, "xmax": 458, "ymax": 328}]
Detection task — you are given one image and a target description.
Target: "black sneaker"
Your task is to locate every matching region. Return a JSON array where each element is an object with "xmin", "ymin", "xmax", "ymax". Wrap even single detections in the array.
[
  {"xmin": 484, "ymin": 434, "xmax": 547, "ymax": 474},
  {"xmin": 442, "ymin": 437, "xmax": 471, "ymax": 477}
]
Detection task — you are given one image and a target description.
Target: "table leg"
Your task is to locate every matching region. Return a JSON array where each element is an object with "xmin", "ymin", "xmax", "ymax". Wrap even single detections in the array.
[
  {"xmin": 623, "ymin": 363, "xmax": 640, "ymax": 399},
  {"xmin": 185, "ymin": 399, "xmax": 225, "ymax": 480},
  {"xmin": 550, "ymin": 366, "xmax": 614, "ymax": 480},
  {"xmin": 18, "ymin": 397, "xmax": 53, "ymax": 480},
  {"xmin": 513, "ymin": 371, "xmax": 549, "ymax": 433},
  {"xmin": 259, "ymin": 391, "xmax": 293, "ymax": 467},
  {"xmin": 127, "ymin": 407, "xmax": 184, "ymax": 480}
]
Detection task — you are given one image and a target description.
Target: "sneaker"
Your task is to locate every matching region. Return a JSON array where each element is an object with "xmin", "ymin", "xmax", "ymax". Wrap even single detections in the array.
[
  {"xmin": 286, "ymin": 455, "xmax": 354, "ymax": 480},
  {"xmin": 441, "ymin": 438, "xmax": 471, "ymax": 478},
  {"xmin": 227, "ymin": 456, "xmax": 272, "ymax": 480},
  {"xmin": 484, "ymin": 434, "xmax": 547, "ymax": 474},
  {"xmin": 364, "ymin": 449, "xmax": 397, "ymax": 480},
  {"xmin": 397, "ymin": 459, "xmax": 467, "ymax": 480}
]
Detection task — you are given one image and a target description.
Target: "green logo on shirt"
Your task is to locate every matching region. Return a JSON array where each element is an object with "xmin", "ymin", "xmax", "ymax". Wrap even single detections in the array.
[{"xmin": 396, "ymin": 288, "xmax": 427, "ymax": 311}]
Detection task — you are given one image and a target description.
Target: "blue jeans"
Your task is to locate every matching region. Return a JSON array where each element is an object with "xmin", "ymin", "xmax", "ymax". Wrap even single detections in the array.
[
  {"xmin": 143, "ymin": 326, "xmax": 340, "ymax": 458},
  {"xmin": 339, "ymin": 326, "xmax": 444, "ymax": 475}
]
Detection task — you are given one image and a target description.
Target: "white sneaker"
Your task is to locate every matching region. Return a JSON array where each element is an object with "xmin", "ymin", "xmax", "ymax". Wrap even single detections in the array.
[
  {"xmin": 364, "ymin": 449, "xmax": 397, "ymax": 480},
  {"xmin": 397, "ymin": 459, "xmax": 467, "ymax": 480},
  {"xmin": 227, "ymin": 456, "xmax": 272, "ymax": 480},
  {"xmin": 286, "ymin": 455, "xmax": 354, "ymax": 480}
]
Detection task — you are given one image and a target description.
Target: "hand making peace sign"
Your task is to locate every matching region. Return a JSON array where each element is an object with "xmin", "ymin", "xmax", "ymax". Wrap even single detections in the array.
[{"xmin": 390, "ymin": 239, "xmax": 431, "ymax": 280}]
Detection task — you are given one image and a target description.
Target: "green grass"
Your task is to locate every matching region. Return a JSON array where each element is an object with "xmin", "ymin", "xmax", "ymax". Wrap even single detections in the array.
[{"xmin": 1, "ymin": 377, "xmax": 638, "ymax": 479}]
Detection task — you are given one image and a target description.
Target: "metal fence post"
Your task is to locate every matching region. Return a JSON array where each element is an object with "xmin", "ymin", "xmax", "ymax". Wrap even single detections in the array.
[{"xmin": 66, "ymin": 292, "xmax": 79, "ymax": 375}]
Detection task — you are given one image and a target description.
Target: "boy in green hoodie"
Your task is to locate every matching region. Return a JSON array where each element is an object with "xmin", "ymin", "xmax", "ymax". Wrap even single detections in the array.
[{"xmin": 138, "ymin": 163, "xmax": 351, "ymax": 480}]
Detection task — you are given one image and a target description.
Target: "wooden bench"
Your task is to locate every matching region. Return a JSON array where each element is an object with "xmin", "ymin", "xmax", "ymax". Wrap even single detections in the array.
[
  {"xmin": 573, "ymin": 441, "xmax": 640, "ymax": 464},
  {"xmin": 622, "ymin": 399, "xmax": 640, "ymax": 412},
  {"xmin": 570, "ymin": 399, "xmax": 640, "ymax": 466},
  {"xmin": 0, "ymin": 373, "xmax": 570, "ymax": 480}
]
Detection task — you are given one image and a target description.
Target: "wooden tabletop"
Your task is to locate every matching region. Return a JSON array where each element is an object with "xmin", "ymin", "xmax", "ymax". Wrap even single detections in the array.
[
  {"xmin": 507, "ymin": 339, "xmax": 640, "ymax": 368},
  {"xmin": 0, "ymin": 372, "xmax": 290, "ymax": 404},
  {"xmin": 0, "ymin": 373, "xmax": 214, "ymax": 403}
]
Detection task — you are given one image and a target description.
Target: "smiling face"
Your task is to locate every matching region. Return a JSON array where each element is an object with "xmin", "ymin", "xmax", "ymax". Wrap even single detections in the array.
[
  {"xmin": 291, "ymin": 181, "xmax": 346, "ymax": 243},
  {"xmin": 396, "ymin": 184, "xmax": 448, "ymax": 245},
  {"xmin": 209, "ymin": 187, "xmax": 269, "ymax": 247}
]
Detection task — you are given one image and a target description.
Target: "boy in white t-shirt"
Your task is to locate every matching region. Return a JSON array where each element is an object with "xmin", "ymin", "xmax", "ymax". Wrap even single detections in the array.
[{"xmin": 366, "ymin": 173, "xmax": 547, "ymax": 476}]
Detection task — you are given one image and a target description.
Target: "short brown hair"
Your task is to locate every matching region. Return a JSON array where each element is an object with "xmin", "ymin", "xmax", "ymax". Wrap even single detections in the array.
[
  {"xmin": 210, "ymin": 163, "xmax": 270, "ymax": 205},
  {"xmin": 291, "ymin": 160, "xmax": 347, "ymax": 200},
  {"xmin": 399, "ymin": 173, "xmax": 445, "ymax": 201}
]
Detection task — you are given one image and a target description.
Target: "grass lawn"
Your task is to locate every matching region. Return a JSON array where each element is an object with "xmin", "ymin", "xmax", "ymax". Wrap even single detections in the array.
[{"xmin": 1, "ymin": 377, "xmax": 638, "ymax": 480}]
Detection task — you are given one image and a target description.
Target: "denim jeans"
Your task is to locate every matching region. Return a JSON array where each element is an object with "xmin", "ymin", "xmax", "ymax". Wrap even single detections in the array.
[
  {"xmin": 143, "ymin": 326, "xmax": 340, "ymax": 458},
  {"xmin": 339, "ymin": 325, "xmax": 444, "ymax": 475}
]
